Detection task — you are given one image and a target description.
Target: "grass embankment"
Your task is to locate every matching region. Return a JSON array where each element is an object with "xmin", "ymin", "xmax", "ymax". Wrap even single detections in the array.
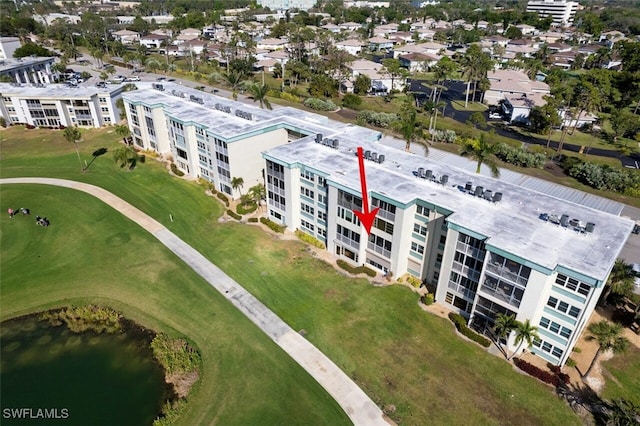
[
  {"xmin": 0, "ymin": 126, "xmax": 586, "ymax": 424},
  {"xmin": 601, "ymin": 345, "xmax": 640, "ymax": 405}
]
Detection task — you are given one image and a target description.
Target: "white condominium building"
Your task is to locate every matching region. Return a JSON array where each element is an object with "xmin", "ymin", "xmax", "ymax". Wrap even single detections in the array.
[
  {"xmin": 0, "ymin": 57, "xmax": 56, "ymax": 85},
  {"xmin": 121, "ymin": 82, "xmax": 633, "ymax": 366},
  {"xmin": 0, "ymin": 83, "xmax": 124, "ymax": 128},
  {"xmin": 526, "ymin": 0, "xmax": 579, "ymax": 25},
  {"xmin": 262, "ymin": 130, "xmax": 632, "ymax": 367}
]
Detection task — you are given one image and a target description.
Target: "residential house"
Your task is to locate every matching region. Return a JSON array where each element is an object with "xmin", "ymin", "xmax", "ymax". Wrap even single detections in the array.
[
  {"xmin": 368, "ymin": 37, "xmax": 394, "ymax": 52},
  {"xmin": 139, "ymin": 34, "xmax": 169, "ymax": 49},
  {"xmin": 399, "ymin": 52, "xmax": 439, "ymax": 72},
  {"xmin": 257, "ymin": 38, "xmax": 289, "ymax": 51},
  {"xmin": 336, "ymin": 39, "xmax": 364, "ymax": 56},
  {"xmin": 484, "ymin": 69, "xmax": 550, "ymax": 123},
  {"xmin": 112, "ymin": 29, "xmax": 140, "ymax": 45}
]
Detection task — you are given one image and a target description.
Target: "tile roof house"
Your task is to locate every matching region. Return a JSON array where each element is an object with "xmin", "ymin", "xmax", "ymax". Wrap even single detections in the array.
[
  {"xmin": 335, "ymin": 39, "xmax": 364, "ymax": 56},
  {"xmin": 112, "ymin": 29, "xmax": 140, "ymax": 45},
  {"xmin": 399, "ymin": 52, "xmax": 439, "ymax": 72},
  {"xmin": 484, "ymin": 69, "xmax": 550, "ymax": 123}
]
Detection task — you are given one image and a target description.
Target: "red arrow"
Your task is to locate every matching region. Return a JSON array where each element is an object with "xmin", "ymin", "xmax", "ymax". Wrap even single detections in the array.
[{"xmin": 353, "ymin": 146, "xmax": 379, "ymax": 235}]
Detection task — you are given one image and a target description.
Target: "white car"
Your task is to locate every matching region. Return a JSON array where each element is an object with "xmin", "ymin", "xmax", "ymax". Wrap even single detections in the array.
[
  {"xmin": 126, "ymin": 76, "xmax": 140, "ymax": 82},
  {"xmin": 488, "ymin": 112, "xmax": 502, "ymax": 120},
  {"xmin": 110, "ymin": 76, "xmax": 126, "ymax": 84}
]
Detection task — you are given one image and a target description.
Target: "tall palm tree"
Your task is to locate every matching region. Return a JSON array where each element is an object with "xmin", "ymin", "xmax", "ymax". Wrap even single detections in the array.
[
  {"xmin": 145, "ymin": 58, "xmax": 162, "ymax": 74},
  {"xmin": 393, "ymin": 95, "xmax": 422, "ymax": 153},
  {"xmin": 583, "ymin": 320, "xmax": 629, "ymax": 379},
  {"xmin": 459, "ymin": 134, "xmax": 500, "ymax": 177},
  {"xmin": 231, "ymin": 176, "xmax": 244, "ymax": 197},
  {"xmin": 508, "ymin": 320, "xmax": 539, "ymax": 360},
  {"xmin": 63, "ymin": 126, "xmax": 83, "ymax": 171},
  {"xmin": 248, "ymin": 83, "xmax": 272, "ymax": 110},
  {"xmin": 601, "ymin": 259, "xmax": 635, "ymax": 306},
  {"xmin": 248, "ymin": 183, "xmax": 266, "ymax": 209},
  {"xmin": 493, "ymin": 313, "xmax": 518, "ymax": 359}
]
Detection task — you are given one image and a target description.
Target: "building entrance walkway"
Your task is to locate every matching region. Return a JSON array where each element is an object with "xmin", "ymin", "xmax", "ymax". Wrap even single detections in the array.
[{"xmin": 0, "ymin": 177, "xmax": 390, "ymax": 426}]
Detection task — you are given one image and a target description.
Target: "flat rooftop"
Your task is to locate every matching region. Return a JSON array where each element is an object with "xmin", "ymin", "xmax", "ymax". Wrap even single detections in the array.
[
  {"xmin": 0, "ymin": 57, "xmax": 55, "ymax": 72},
  {"xmin": 0, "ymin": 82, "xmax": 123, "ymax": 98},
  {"xmin": 265, "ymin": 133, "xmax": 633, "ymax": 283}
]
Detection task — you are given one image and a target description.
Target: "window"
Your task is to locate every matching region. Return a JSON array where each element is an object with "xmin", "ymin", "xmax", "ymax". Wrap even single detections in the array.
[
  {"xmin": 413, "ymin": 223, "xmax": 427, "ymax": 236},
  {"xmin": 301, "ymin": 203, "xmax": 314, "ymax": 215},
  {"xmin": 547, "ymin": 297, "xmax": 581, "ymax": 319},
  {"xmin": 555, "ymin": 274, "xmax": 591, "ymax": 297},
  {"xmin": 98, "ymin": 97, "xmax": 107, "ymax": 103},
  {"xmin": 301, "ymin": 187, "xmax": 315, "ymax": 199},
  {"xmin": 176, "ymin": 148, "xmax": 188, "ymax": 160},
  {"xmin": 374, "ymin": 217, "xmax": 394, "ymax": 234},
  {"xmin": 318, "ymin": 193, "xmax": 327, "ymax": 204},
  {"xmin": 568, "ymin": 306, "xmax": 580, "ymax": 318},
  {"xmin": 416, "ymin": 205, "xmax": 430, "ymax": 217},
  {"xmin": 411, "ymin": 242, "xmax": 424, "ymax": 255},
  {"xmin": 301, "ymin": 220, "xmax": 314, "ymax": 232},
  {"xmin": 439, "ymin": 235, "xmax": 446, "ymax": 245},
  {"xmin": 318, "ymin": 176, "xmax": 327, "ymax": 187},
  {"xmin": 547, "ymin": 297, "xmax": 558, "ymax": 308},
  {"xmin": 317, "ymin": 211, "xmax": 327, "ymax": 221},
  {"xmin": 301, "ymin": 169, "xmax": 314, "ymax": 181},
  {"xmin": 558, "ymin": 301, "xmax": 569, "ymax": 313}
]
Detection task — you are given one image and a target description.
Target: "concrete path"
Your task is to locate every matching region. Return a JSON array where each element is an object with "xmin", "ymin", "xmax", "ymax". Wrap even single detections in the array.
[{"xmin": 1, "ymin": 177, "xmax": 390, "ymax": 426}]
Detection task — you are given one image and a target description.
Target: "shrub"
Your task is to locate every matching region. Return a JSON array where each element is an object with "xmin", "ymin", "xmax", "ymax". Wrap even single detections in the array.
[
  {"xmin": 431, "ymin": 129, "xmax": 457, "ymax": 143},
  {"xmin": 336, "ymin": 259, "xmax": 376, "ymax": 277},
  {"xmin": 227, "ymin": 209, "xmax": 242, "ymax": 220},
  {"xmin": 420, "ymin": 294, "xmax": 434, "ymax": 305},
  {"xmin": 236, "ymin": 202, "xmax": 257, "ymax": 215},
  {"xmin": 494, "ymin": 143, "xmax": 546, "ymax": 168},
  {"xmin": 303, "ymin": 97, "xmax": 338, "ymax": 111},
  {"xmin": 565, "ymin": 357, "xmax": 576, "ymax": 368},
  {"xmin": 170, "ymin": 163, "xmax": 184, "ymax": 177},
  {"xmin": 572, "ymin": 346, "xmax": 582, "ymax": 353},
  {"xmin": 295, "ymin": 229, "xmax": 326, "ymax": 249},
  {"xmin": 406, "ymin": 276, "xmax": 422, "ymax": 288},
  {"xmin": 513, "ymin": 358, "xmax": 568, "ymax": 387},
  {"xmin": 0, "ymin": 116, "xmax": 6, "ymax": 127},
  {"xmin": 151, "ymin": 333, "xmax": 200, "ymax": 375},
  {"xmin": 342, "ymin": 93, "xmax": 362, "ymax": 109},
  {"xmin": 569, "ymin": 161, "xmax": 640, "ymax": 194},
  {"xmin": 448, "ymin": 312, "xmax": 491, "ymax": 347},
  {"xmin": 280, "ymin": 91, "xmax": 302, "ymax": 103},
  {"xmin": 26, "ymin": 124, "xmax": 36, "ymax": 129},
  {"xmin": 248, "ymin": 217, "xmax": 259, "ymax": 223},
  {"xmin": 40, "ymin": 305, "xmax": 122, "ymax": 334},
  {"xmin": 216, "ymin": 192, "xmax": 229, "ymax": 207},
  {"xmin": 559, "ymin": 155, "xmax": 583, "ymax": 173},
  {"xmin": 356, "ymin": 110, "xmax": 398, "ymax": 128},
  {"xmin": 260, "ymin": 217, "xmax": 286, "ymax": 233}
]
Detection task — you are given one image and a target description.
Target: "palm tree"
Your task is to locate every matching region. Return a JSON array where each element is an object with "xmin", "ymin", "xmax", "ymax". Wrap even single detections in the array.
[
  {"xmin": 459, "ymin": 134, "xmax": 500, "ymax": 178},
  {"xmin": 601, "ymin": 259, "xmax": 635, "ymax": 306},
  {"xmin": 145, "ymin": 58, "xmax": 162, "ymax": 74},
  {"xmin": 493, "ymin": 313, "xmax": 518, "ymax": 359},
  {"xmin": 115, "ymin": 124, "xmax": 131, "ymax": 141},
  {"xmin": 605, "ymin": 399, "xmax": 640, "ymax": 425},
  {"xmin": 63, "ymin": 126, "xmax": 83, "ymax": 171},
  {"xmin": 508, "ymin": 320, "xmax": 539, "ymax": 360},
  {"xmin": 583, "ymin": 320, "xmax": 629, "ymax": 379},
  {"xmin": 223, "ymin": 71, "xmax": 245, "ymax": 100},
  {"xmin": 247, "ymin": 83, "xmax": 272, "ymax": 110},
  {"xmin": 393, "ymin": 95, "xmax": 422, "ymax": 152},
  {"xmin": 113, "ymin": 145, "xmax": 139, "ymax": 170},
  {"xmin": 231, "ymin": 176, "xmax": 244, "ymax": 197},
  {"xmin": 248, "ymin": 184, "xmax": 266, "ymax": 208}
]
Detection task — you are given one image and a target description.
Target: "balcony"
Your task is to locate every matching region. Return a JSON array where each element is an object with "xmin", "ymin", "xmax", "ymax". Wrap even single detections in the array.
[
  {"xmin": 336, "ymin": 234, "xmax": 360, "ymax": 251},
  {"xmin": 456, "ymin": 240, "xmax": 485, "ymax": 260},
  {"xmin": 479, "ymin": 279, "xmax": 523, "ymax": 309},
  {"xmin": 451, "ymin": 261, "xmax": 480, "ymax": 282},
  {"xmin": 367, "ymin": 242, "xmax": 391, "ymax": 259},
  {"xmin": 447, "ymin": 280, "xmax": 476, "ymax": 300},
  {"xmin": 485, "ymin": 262, "xmax": 529, "ymax": 287}
]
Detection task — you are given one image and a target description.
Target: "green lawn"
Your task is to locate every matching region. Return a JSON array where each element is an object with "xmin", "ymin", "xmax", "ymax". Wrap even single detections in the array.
[
  {"xmin": 0, "ymin": 185, "xmax": 348, "ymax": 425},
  {"xmin": 0, "ymin": 126, "xmax": 586, "ymax": 424},
  {"xmin": 601, "ymin": 345, "xmax": 640, "ymax": 405}
]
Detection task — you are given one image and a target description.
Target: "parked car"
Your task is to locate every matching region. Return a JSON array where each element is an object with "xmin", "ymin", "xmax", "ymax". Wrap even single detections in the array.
[
  {"xmin": 96, "ymin": 81, "xmax": 107, "ymax": 88},
  {"xmin": 110, "ymin": 76, "xmax": 126, "ymax": 84},
  {"xmin": 156, "ymin": 77, "xmax": 166, "ymax": 81},
  {"xmin": 488, "ymin": 112, "xmax": 502, "ymax": 120},
  {"xmin": 126, "ymin": 76, "xmax": 140, "ymax": 82}
]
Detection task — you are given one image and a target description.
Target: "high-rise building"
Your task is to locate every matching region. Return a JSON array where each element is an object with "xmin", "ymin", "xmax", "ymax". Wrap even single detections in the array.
[
  {"xmin": 526, "ymin": 0, "xmax": 579, "ymax": 25},
  {"xmin": 121, "ymin": 82, "xmax": 633, "ymax": 366}
]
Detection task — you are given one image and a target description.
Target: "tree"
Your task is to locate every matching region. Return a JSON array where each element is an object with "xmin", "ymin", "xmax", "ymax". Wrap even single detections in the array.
[
  {"xmin": 113, "ymin": 145, "xmax": 139, "ymax": 170},
  {"xmin": 13, "ymin": 43, "xmax": 53, "ymax": 58},
  {"xmin": 610, "ymin": 109, "xmax": 639, "ymax": 145},
  {"xmin": 247, "ymin": 83, "xmax": 272, "ymax": 110},
  {"xmin": 601, "ymin": 260, "xmax": 636, "ymax": 306},
  {"xmin": 231, "ymin": 176, "xmax": 244, "ymax": 197},
  {"xmin": 392, "ymin": 95, "xmax": 422, "ymax": 153},
  {"xmin": 354, "ymin": 74, "xmax": 371, "ymax": 95},
  {"xmin": 248, "ymin": 184, "xmax": 266, "ymax": 209},
  {"xmin": 605, "ymin": 399, "xmax": 640, "ymax": 426},
  {"xmin": 145, "ymin": 58, "xmax": 162, "ymax": 74},
  {"xmin": 583, "ymin": 320, "xmax": 629, "ymax": 379},
  {"xmin": 459, "ymin": 134, "xmax": 500, "ymax": 177},
  {"xmin": 115, "ymin": 124, "xmax": 131, "ymax": 143},
  {"xmin": 508, "ymin": 320, "xmax": 539, "ymax": 360},
  {"xmin": 381, "ymin": 58, "xmax": 407, "ymax": 93},
  {"xmin": 467, "ymin": 111, "xmax": 486, "ymax": 132},
  {"xmin": 493, "ymin": 313, "xmax": 518, "ymax": 359},
  {"xmin": 63, "ymin": 127, "xmax": 83, "ymax": 171},
  {"xmin": 223, "ymin": 70, "xmax": 245, "ymax": 100},
  {"xmin": 504, "ymin": 25, "xmax": 523, "ymax": 40}
]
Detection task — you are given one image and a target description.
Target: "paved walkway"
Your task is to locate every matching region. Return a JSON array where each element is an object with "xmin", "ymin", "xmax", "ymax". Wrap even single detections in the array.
[{"xmin": 1, "ymin": 177, "xmax": 390, "ymax": 426}]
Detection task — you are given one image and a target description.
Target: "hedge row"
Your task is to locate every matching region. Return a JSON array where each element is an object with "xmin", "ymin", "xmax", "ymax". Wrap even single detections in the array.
[
  {"xmin": 236, "ymin": 202, "xmax": 257, "ymax": 215},
  {"xmin": 336, "ymin": 259, "xmax": 376, "ymax": 277},
  {"xmin": 513, "ymin": 358, "xmax": 569, "ymax": 387},
  {"xmin": 448, "ymin": 313, "xmax": 491, "ymax": 347},
  {"xmin": 495, "ymin": 143, "xmax": 546, "ymax": 168},
  {"xmin": 294, "ymin": 229, "xmax": 326, "ymax": 249},
  {"xmin": 569, "ymin": 161, "xmax": 640, "ymax": 195},
  {"xmin": 248, "ymin": 217, "xmax": 259, "ymax": 223},
  {"xmin": 260, "ymin": 217, "xmax": 285, "ymax": 233},
  {"xmin": 226, "ymin": 209, "xmax": 241, "ymax": 220},
  {"xmin": 170, "ymin": 163, "xmax": 184, "ymax": 177},
  {"xmin": 356, "ymin": 110, "xmax": 398, "ymax": 128},
  {"xmin": 303, "ymin": 97, "xmax": 337, "ymax": 111},
  {"xmin": 216, "ymin": 192, "xmax": 229, "ymax": 207}
]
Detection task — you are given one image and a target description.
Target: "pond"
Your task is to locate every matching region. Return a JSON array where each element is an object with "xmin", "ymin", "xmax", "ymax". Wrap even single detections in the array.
[{"xmin": 1, "ymin": 315, "xmax": 169, "ymax": 426}]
